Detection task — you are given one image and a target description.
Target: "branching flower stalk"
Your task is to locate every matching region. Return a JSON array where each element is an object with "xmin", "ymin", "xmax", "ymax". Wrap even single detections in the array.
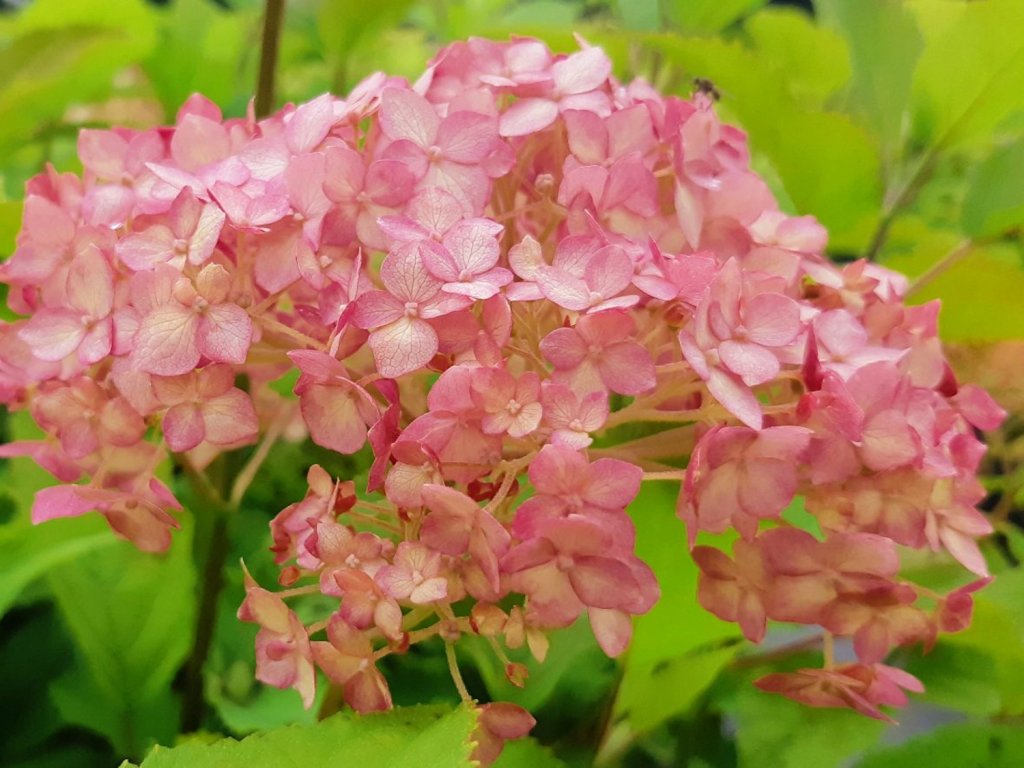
[{"xmin": 0, "ymin": 35, "xmax": 1007, "ymax": 763}]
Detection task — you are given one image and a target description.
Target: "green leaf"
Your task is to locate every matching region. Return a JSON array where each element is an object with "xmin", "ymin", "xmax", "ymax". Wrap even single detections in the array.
[
  {"xmin": 605, "ymin": 483, "xmax": 740, "ymax": 745},
  {"xmin": 647, "ymin": 33, "xmax": 881, "ymax": 251},
  {"xmin": 317, "ymin": 0, "xmax": 417, "ymax": 83},
  {"xmin": 131, "ymin": 704, "xmax": 477, "ymax": 768},
  {"xmin": 494, "ymin": 738, "xmax": 566, "ymax": 768},
  {"xmin": 744, "ymin": 8, "xmax": 851, "ymax": 106},
  {"xmin": 857, "ymin": 723, "xmax": 1024, "ymax": 768},
  {"xmin": 0, "ymin": 515, "xmax": 116, "ymax": 617},
  {"xmin": 613, "ymin": 0, "xmax": 661, "ymax": 32},
  {"xmin": 886, "ymin": 242, "xmax": 1024, "ymax": 341},
  {"xmin": 909, "ymin": 0, "xmax": 1024, "ymax": 151},
  {"xmin": 144, "ymin": 0, "xmax": 256, "ymax": 119},
  {"xmin": 0, "ymin": 200, "xmax": 22, "ymax": 257},
  {"xmin": 268, "ymin": 368, "xmax": 300, "ymax": 398},
  {"xmin": 943, "ymin": 569, "xmax": 1024, "ymax": 716},
  {"xmin": 615, "ymin": 644, "xmax": 737, "ymax": 733},
  {"xmin": 817, "ymin": 0, "xmax": 923, "ymax": 160},
  {"xmin": 721, "ymin": 665, "xmax": 886, "ymax": 768},
  {"xmin": 663, "ymin": 0, "xmax": 766, "ymax": 35},
  {"xmin": 463, "ymin": 615, "xmax": 615, "ymax": 713},
  {"xmin": 0, "ymin": 0, "xmax": 158, "ymax": 161},
  {"xmin": 961, "ymin": 139, "xmax": 1024, "ymax": 237},
  {"xmin": 46, "ymin": 517, "xmax": 197, "ymax": 755},
  {"xmin": 626, "ymin": 482, "xmax": 737, "ymax": 669},
  {"xmin": 903, "ymin": 644, "xmax": 1002, "ymax": 717}
]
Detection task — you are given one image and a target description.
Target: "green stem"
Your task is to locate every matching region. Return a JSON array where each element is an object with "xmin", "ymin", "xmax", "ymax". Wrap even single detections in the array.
[
  {"xmin": 180, "ymin": 458, "xmax": 235, "ymax": 732},
  {"xmin": 255, "ymin": 0, "xmax": 286, "ymax": 118}
]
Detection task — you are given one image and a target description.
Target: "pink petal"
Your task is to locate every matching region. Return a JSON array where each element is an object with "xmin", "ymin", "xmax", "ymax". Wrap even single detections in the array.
[
  {"xmin": 437, "ymin": 111, "xmax": 498, "ymax": 163},
  {"xmin": 707, "ymin": 368, "xmax": 763, "ymax": 430},
  {"xmin": 719, "ymin": 340, "xmax": 780, "ymax": 387},
  {"xmin": 203, "ymin": 389, "xmax": 259, "ymax": 446},
  {"xmin": 599, "ymin": 340, "xmax": 656, "ymax": 395},
  {"xmin": 18, "ymin": 311, "xmax": 86, "ymax": 362},
  {"xmin": 352, "ymin": 291, "xmax": 406, "ymax": 330},
  {"xmin": 379, "ymin": 88, "xmax": 440, "ymax": 147},
  {"xmin": 589, "ymin": 608, "xmax": 633, "ymax": 657},
  {"xmin": 199, "ymin": 303, "xmax": 252, "ymax": 365},
  {"xmin": 744, "ymin": 293, "xmax": 802, "ymax": 347},
  {"xmin": 32, "ymin": 485, "xmax": 97, "ymax": 524},
  {"xmin": 133, "ymin": 304, "xmax": 201, "ymax": 375},
  {"xmin": 117, "ymin": 226, "xmax": 177, "ymax": 270},
  {"xmin": 368, "ymin": 317, "xmax": 438, "ymax": 378},
  {"xmin": 540, "ymin": 327, "xmax": 588, "ymax": 370},
  {"xmin": 499, "ymin": 98, "xmax": 559, "ymax": 137},
  {"xmin": 163, "ymin": 402, "xmax": 206, "ymax": 452},
  {"xmin": 301, "ymin": 384, "xmax": 369, "ymax": 454},
  {"xmin": 552, "ymin": 47, "xmax": 612, "ymax": 96}
]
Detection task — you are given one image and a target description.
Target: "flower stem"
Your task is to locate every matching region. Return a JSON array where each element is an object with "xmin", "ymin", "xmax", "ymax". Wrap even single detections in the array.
[
  {"xmin": 255, "ymin": 0, "xmax": 286, "ymax": 118},
  {"xmin": 445, "ymin": 641, "xmax": 473, "ymax": 702},
  {"xmin": 181, "ymin": 465, "xmax": 234, "ymax": 732}
]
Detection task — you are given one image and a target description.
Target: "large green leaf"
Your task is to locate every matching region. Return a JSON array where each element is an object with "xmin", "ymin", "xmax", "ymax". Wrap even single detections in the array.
[
  {"xmin": 961, "ymin": 138, "xmax": 1024, "ymax": 237},
  {"xmin": 144, "ymin": 0, "xmax": 256, "ymax": 119},
  {"xmin": 126, "ymin": 704, "xmax": 477, "ymax": 768},
  {"xmin": 317, "ymin": 0, "xmax": 417, "ymax": 88},
  {"xmin": 494, "ymin": 738, "xmax": 566, "ymax": 768},
  {"xmin": 0, "ymin": 0, "xmax": 159, "ymax": 158},
  {"xmin": 0, "ymin": 515, "xmax": 116, "ymax": 617},
  {"xmin": 816, "ymin": 0, "xmax": 923, "ymax": 162},
  {"xmin": 909, "ymin": 0, "xmax": 1024, "ymax": 151},
  {"xmin": 857, "ymin": 723, "xmax": 1024, "ymax": 768},
  {"xmin": 943, "ymin": 569, "xmax": 1024, "ymax": 716},
  {"xmin": 606, "ymin": 483, "xmax": 739, "ymax": 743},
  {"xmin": 721, "ymin": 663, "xmax": 886, "ymax": 768},
  {"xmin": 46, "ymin": 517, "xmax": 196, "ymax": 755},
  {"xmin": 744, "ymin": 8, "xmax": 851, "ymax": 107},
  {"xmin": 885, "ymin": 241, "xmax": 1024, "ymax": 341},
  {"xmin": 647, "ymin": 33, "xmax": 881, "ymax": 251},
  {"xmin": 662, "ymin": 0, "xmax": 766, "ymax": 35},
  {"xmin": 626, "ymin": 482, "xmax": 737, "ymax": 669},
  {"xmin": 0, "ymin": 200, "xmax": 22, "ymax": 257}
]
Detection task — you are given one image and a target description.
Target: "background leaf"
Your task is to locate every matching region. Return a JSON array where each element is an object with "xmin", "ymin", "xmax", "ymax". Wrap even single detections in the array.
[{"xmin": 46, "ymin": 516, "xmax": 197, "ymax": 756}]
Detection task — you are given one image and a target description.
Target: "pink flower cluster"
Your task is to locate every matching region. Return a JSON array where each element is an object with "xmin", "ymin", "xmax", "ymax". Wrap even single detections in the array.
[{"xmin": 0, "ymin": 35, "xmax": 1006, "ymax": 738}]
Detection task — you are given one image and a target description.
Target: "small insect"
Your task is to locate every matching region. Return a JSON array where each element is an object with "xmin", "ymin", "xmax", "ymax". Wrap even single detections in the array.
[{"xmin": 692, "ymin": 77, "xmax": 721, "ymax": 101}]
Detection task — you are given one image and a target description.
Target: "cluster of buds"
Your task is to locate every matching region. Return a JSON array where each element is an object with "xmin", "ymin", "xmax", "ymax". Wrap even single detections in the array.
[{"xmin": 0, "ymin": 34, "xmax": 1006, "ymax": 747}]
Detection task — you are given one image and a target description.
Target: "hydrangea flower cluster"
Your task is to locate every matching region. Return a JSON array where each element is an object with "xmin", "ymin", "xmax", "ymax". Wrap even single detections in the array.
[{"xmin": 0, "ymin": 35, "xmax": 1006, "ymax": 745}]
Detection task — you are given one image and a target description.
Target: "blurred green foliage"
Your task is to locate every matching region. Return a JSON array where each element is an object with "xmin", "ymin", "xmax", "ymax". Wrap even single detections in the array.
[{"xmin": 1, "ymin": 0, "xmax": 1023, "ymax": 766}]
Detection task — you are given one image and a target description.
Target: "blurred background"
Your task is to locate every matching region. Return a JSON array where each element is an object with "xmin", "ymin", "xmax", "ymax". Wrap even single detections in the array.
[{"xmin": 1, "ymin": 1, "xmax": 1023, "ymax": 767}]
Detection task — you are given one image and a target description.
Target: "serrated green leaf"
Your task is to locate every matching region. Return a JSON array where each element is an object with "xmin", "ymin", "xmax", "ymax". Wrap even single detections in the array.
[
  {"xmin": 134, "ymin": 704, "xmax": 477, "ymax": 768},
  {"xmin": 857, "ymin": 723, "xmax": 1024, "ymax": 768},
  {"xmin": 961, "ymin": 139, "xmax": 1024, "ymax": 237}
]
